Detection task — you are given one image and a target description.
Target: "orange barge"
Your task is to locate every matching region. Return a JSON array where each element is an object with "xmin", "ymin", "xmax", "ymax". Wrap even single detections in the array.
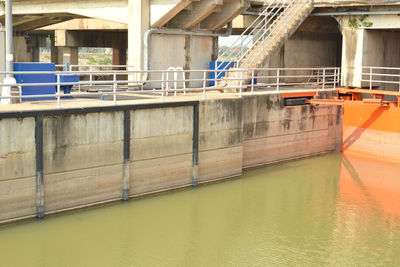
[{"xmin": 310, "ymin": 88, "xmax": 400, "ymax": 162}]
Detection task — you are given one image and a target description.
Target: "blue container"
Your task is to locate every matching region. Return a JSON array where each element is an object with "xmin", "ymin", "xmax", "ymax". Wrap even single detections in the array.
[
  {"xmin": 209, "ymin": 61, "xmax": 235, "ymax": 86},
  {"xmin": 14, "ymin": 63, "xmax": 56, "ymax": 101},
  {"xmin": 60, "ymin": 74, "xmax": 79, "ymax": 98}
]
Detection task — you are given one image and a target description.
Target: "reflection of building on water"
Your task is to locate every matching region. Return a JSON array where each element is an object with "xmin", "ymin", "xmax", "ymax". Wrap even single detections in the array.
[{"xmin": 340, "ymin": 153, "xmax": 400, "ymax": 218}]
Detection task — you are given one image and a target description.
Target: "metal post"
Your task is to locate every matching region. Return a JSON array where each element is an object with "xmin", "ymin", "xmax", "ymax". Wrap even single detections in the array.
[
  {"xmin": 113, "ymin": 72, "xmax": 117, "ymax": 105},
  {"xmin": 182, "ymin": 70, "xmax": 186, "ymax": 96},
  {"xmin": 57, "ymin": 74, "xmax": 61, "ymax": 109},
  {"xmin": 369, "ymin": 67, "xmax": 372, "ymax": 90},
  {"xmin": 239, "ymin": 70, "xmax": 243, "ymax": 98},
  {"xmin": 322, "ymin": 69, "xmax": 326, "ymax": 90},
  {"xmin": 5, "ymin": 0, "xmax": 13, "ymax": 78},
  {"xmin": 161, "ymin": 71, "xmax": 165, "ymax": 102},
  {"xmin": 166, "ymin": 71, "xmax": 169, "ymax": 96},
  {"xmin": 202, "ymin": 71, "xmax": 206, "ymax": 100},
  {"xmin": 174, "ymin": 70, "xmax": 177, "ymax": 96},
  {"xmin": 1, "ymin": 0, "xmax": 17, "ymax": 105},
  {"xmin": 333, "ymin": 68, "xmax": 336, "ymax": 90},
  {"xmin": 276, "ymin": 69, "xmax": 280, "ymax": 92},
  {"xmin": 251, "ymin": 69, "xmax": 255, "ymax": 95},
  {"xmin": 89, "ymin": 66, "xmax": 93, "ymax": 88}
]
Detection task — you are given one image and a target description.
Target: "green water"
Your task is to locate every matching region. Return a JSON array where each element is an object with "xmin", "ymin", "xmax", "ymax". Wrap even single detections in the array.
[{"xmin": 1, "ymin": 153, "xmax": 400, "ymax": 266}]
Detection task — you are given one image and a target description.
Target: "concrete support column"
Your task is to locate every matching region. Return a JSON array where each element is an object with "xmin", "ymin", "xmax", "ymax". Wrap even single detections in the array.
[
  {"xmin": 50, "ymin": 35, "xmax": 59, "ymax": 64},
  {"xmin": 128, "ymin": 0, "xmax": 149, "ymax": 71},
  {"xmin": 0, "ymin": 30, "xmax": 5, "ymax": 82},
  {"xmin": 57, "ymin": 46, "xmax": 78, "ymax": 65},
  {"xmin": 341, "ymin": 28, "xmax": 365, "ymax": 88},
  {"xmin": 113, "ymin": 47, "xmax": 127, "ymax": 66}
]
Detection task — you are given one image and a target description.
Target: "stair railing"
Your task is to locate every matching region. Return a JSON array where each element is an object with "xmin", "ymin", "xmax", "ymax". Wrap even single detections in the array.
[
  {"xmin": 215, "ymin": 0, "xmax": 285, "ymax": 75},
  {"xmin": 238, "ymin": 0, "xmax": 301, "ymax": 67},
  {"xmin": 242, "ymin": 0, "xmax": 311, "ymax": 68}
]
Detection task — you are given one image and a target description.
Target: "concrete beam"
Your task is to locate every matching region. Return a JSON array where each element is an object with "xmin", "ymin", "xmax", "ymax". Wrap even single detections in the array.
[
  {"xmin": 0, "ymin": 0, "xmax": 128, "ymax": 24},
  {"xmin": 168, "ymin": 0, "xmax": 223, "ymax": 30},
  {"xmin": 39, "ymin": 18, "xmax": 127, "ymax": 31},
  {"xmin": 152, "ymin": 0, "xmax": 197, "ymax": 28},
  {"xmin": 200, "ymin": 0, "xmax": 250, "ymax": 31},
  {"xmin": 54, "ymin": 30, "xmax": 127, "ymax": 48}
]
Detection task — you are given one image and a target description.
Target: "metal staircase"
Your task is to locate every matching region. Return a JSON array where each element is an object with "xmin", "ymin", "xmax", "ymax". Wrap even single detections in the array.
[{"xmin": 215, "ymin": 0, "xmax": 314, "ymax": 87}]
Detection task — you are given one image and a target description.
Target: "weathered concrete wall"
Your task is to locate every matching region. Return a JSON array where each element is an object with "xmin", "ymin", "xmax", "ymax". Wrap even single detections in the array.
[
  {"xmin": 268, "ymin": 17, "xmax": 342, "ymax": 69},
  {"xmin": 0, "ymin": 117, "xmax": 36, "ymax": 222},
  {"xmin": 0, "ymin": 93, "xmax": 341, "ymax": 224},
  {"xmin": 148, "ymin": 34, "xmax": 214, "ymax": 88},
  {"xmin": 130, "ymin": 107, "xmax": 193, "ymax": 195},
  {"xmin": 43, "ymin": 112, "xmax": 124, "ymax": 212},
  {"xmin": 198, "ymin": 98, "xmax": 243, "ymax": 182},
  {"xmin": 242, "ymin": 93, "xmax": 342, "ymax": 168}
]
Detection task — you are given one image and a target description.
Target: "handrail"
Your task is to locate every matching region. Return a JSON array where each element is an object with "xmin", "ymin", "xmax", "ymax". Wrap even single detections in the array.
[
  {"xmin": 0, "ymin": 67, "xmax": 340, "ymax": 107},
  {"xmin": 243, "ymin": 0, "xmax": 309, "ymax": 68},
  {"xmin": 216, "ymin": 0, "xmax": 284, "ymax": 71},
  {"xmin": 238, "ymin": 0, "xmax": 300, "ymax": 66}
]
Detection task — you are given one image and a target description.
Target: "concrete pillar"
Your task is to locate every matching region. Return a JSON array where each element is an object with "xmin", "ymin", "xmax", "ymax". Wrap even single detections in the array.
[
  {"xmin": 112, "ymin": 36, "xmax": 127, "ymax": 67},
  {"xmin": 57, "ymin": 46, "xmax": 78, "ymax": 65},
  {"xmin": 341, "ymin": 28, "xmax": 365, "ymax": 88},
  {"xmin": 50, "ymin": 35, "xmax": 59, "ymax": 64},
  {"xmin": 0, "ymin": 30, "xmax": 5, "ymax": 82},
  {"xmin": 128, "ymin": 0, "xmax": 149, "ymax": 71},
  {"xmin": 113, "ymin": 48, "xmax": 127, "ymax": 66}
]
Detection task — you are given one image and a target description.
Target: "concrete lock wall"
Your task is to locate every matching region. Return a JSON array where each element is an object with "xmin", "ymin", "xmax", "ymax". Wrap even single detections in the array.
[
  {"xmin": 242, "ymin": 92, "xmax": 342, "ymax": 168},
  {"xmin": 0, "ymin": 93, "xmax": 341, "ymax": 224}
]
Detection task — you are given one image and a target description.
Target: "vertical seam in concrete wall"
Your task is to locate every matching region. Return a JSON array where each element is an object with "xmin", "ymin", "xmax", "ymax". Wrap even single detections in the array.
[
  {"xmin": 35, "ymin": 115, "xmax": 44, "ymax": 219},
  {"xmin": 192, "ymin": 103, "xmax": 199, "ymax": 187},
  {"xmin": 123, "ymin": 110, "xmax": 131, "ymax": 201}
]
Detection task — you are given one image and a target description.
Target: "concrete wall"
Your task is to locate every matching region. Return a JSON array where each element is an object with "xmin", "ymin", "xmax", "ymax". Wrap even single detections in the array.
[
  {"xmin": 0, "ymin": 93, "xmax": 341, "ymax": 224},
  {"xmin": 268, "ymin": 17, "xmax": 342, "ymax": 69},
  {"xmin": 242, "ymin": 92, "xmax": 342, "ymax": 168},
  {"xmin": 0, "ymin": 117, "xmax": 36, "ymax": 222},
  {"xmin": 149, "ymin": 34, "xmax": 215, "ymax": 87},
  {"xmin": 130, "ymin": 107, "xmax": 193, "ymax": 195},
  {"xmin": 199, "ymin": 98, "xmax": 243, "ymax": 182}
]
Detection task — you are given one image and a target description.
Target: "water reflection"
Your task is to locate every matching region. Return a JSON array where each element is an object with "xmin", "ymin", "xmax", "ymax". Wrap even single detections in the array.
[{"xmin": 0, "ymin": 153, "xmax": 399, "ymax": 266}]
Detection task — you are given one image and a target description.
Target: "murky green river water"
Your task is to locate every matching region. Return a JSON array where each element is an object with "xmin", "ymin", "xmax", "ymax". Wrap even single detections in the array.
[{"xmin": 1, "ymin": 153, "xmax": 400, "ymax": 266}]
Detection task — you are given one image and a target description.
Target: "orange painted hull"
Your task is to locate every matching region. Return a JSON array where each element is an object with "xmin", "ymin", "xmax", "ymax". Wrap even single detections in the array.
[{"xmin": 342, "ymin": 102, "xmax": 400, "ymax": 162}]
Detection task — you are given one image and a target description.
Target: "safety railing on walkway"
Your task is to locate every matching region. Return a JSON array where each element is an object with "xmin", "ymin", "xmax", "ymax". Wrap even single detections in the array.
[
  {"xmin": 0, "ymin": 67, "xmax": 340, "ymax": 109},
  {"xmin": 362, "ymin": 66, "xmax": 400, "ymax": 91}
]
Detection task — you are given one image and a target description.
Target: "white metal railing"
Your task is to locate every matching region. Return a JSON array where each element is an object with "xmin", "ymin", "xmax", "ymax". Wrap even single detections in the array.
[
  {"xmin": 0, "ymin": 67, "xmax": 340, "ymax": 109},
  {"xmin": 216, "ymin": 0, "xmax": 285, "ymax": 72},
  {"xmin": 362, "ymin": 66, "xmax": 400, "ymax": 91},
  {"xmin": 243, "ymin": 0, "xmax": 310, "ymax": 68}
]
